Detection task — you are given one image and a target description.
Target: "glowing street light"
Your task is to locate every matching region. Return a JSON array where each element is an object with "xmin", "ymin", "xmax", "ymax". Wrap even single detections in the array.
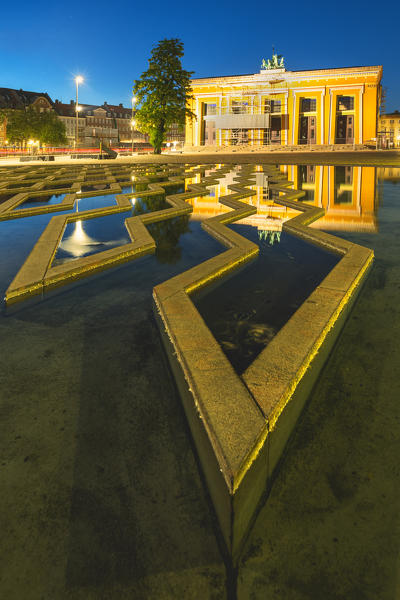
[
  {"xmin": 75, "ymin": 76, "xmax": 84, "ymax": 148},
  {"xmin": 131, "ymin": 95, "xmax": 137, "ymax": 154}
]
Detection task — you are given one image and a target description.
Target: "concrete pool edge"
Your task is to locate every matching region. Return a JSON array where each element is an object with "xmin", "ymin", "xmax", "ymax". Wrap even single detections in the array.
[
  {"xmin": 153, "ymin": 164, "xmax": 374, "ymax": 561},
  {"xmin": 3, "ymin": 164, "xmax": 233, "ymax": 303}
]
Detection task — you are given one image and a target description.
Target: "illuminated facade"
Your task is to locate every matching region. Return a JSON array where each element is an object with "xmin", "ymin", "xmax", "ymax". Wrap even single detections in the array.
[
  {"xmin": 186, "ymin": 58, "xmax": 382, "ymax": 147},
  {"xmin": 378, "ymin": 111, "xmax": 400, "ymax": 148}
]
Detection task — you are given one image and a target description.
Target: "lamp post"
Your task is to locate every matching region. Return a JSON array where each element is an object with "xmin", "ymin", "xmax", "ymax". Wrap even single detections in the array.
[
  {"xmin": 75, "ymin": 76, "xmax": 83, "ymax": 149},
  {"xmin": 131, "ymin": 96, "xmax": 137, "ymax": 154},
  {"xmin": 131, "ymin": 119, "xmax": 136, "ymax": 154}
]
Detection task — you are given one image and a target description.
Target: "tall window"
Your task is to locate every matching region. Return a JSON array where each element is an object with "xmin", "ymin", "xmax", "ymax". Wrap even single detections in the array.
[
  {"xmin": 300, "ymin": 98, "xmax": 316, "ymax": 112},
  {"xmin": 337, "ymin": 96, "xmax": 354, "ymax": 111}
]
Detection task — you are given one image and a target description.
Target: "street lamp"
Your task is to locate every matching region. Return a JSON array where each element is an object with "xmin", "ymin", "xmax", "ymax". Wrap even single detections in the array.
[
  {"xmin": 75, "ymin": 76, "xmax": 84, "ymax": 149},
  {"xmin": 131, "ymin": 95, "xmax": 137, "ymax": 154},
  {"xmin": 131, "ymin": 119, "xmax": 136, "ymax": 154}
]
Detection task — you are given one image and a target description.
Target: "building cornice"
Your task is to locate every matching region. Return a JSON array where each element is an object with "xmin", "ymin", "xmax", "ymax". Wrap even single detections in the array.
[{"xmin": 191, "ymin": 66, "xmax": 382, "ymax": 87}]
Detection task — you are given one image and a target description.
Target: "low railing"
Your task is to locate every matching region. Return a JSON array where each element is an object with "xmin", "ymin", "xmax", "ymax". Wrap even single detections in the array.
[
  {"xmin": 0, "ymin": 146, "xmax": 154, "ymax": 159},
  {"xmin": 208, "ymin": 107, "xmax": 281, "ymax": 116}
]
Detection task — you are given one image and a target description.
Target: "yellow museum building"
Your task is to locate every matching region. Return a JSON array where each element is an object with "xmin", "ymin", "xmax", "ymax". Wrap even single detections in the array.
[{"xmin": 185, "ymin": 55, "xmax": 382, "ymax": 147}]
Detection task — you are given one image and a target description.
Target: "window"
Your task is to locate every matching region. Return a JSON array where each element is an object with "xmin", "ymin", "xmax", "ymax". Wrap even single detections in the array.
[
  {"xmin": 300, "ymin": 98, "xmax": 316, "ymax": 112},
  {"xmin": 382, "ymin": 120, "xmax": 386, "ymax": 124},
  {"xmin": 231, "ymin": 100, "xmax": 248, "ymax": 114},
  {"xmin": 270, "ymin": 99, "xmax": 281, "ymax": 113},
  {"xmin": 337, "ymin": 96, "xmax": 354, "ymax": 111},
  {"xmin": 390, "ymin": 119, "xmax": 394, "ymax": 124},
  {"xmin": 204, "ymin": 103, "xmax": 217, "ymax": 116}
]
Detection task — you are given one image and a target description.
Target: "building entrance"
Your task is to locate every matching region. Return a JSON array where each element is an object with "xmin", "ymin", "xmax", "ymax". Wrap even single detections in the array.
[
  {"xmin": 335, "ymin": 115, "xmax": 354, "ymax": 144},
  {"xmin": 204, "ymin": 120, "xmax": 216, "ymax": 145},
  {"xmin": 271, "ymin": 116, "xmax": 281, "ymax": 144},
  {"xmin": 298, "ymin": 116, "xmax": 316, "ymax": 144}
]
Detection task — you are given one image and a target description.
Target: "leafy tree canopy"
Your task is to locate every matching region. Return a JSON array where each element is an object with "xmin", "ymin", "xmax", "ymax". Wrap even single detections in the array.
[
  {"xmin": 133, "ymin": 38, "xmax": 195, "ymax": 153},
  {"xmin": 1, "ymin": 108, "xmax": 67, "ymax": 145}
]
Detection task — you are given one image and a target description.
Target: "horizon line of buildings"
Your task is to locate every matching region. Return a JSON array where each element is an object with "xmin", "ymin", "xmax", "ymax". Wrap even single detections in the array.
[
  {"xmin": 1, "ymin": 57, "xmax": 399, "ymax": 149},
  {"xmin": 0, "ymin": 87, "xmax": 184, "ymax": 147}
]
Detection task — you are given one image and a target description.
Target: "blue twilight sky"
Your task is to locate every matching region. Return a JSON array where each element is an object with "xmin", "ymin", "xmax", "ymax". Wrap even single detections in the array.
[{"xmin": 1, "ymin": 0, "xmax": 399, "ymax": 111}]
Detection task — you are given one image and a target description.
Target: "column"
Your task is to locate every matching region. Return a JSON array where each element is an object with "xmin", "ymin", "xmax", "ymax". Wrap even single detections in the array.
[{"xmin": 359, "ymin": 87, "xmax": 364, "ymax": 144}]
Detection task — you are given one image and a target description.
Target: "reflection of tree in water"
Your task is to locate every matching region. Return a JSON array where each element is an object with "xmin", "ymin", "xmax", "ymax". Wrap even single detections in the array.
[
  {"xmin": 131, "ymin": 193, "xmax": 169, "ymax": 216},
  {"xmin": 134, "ymin": 182, "xmax": 148, "ymax": 193},
  {"xmin": 148, "ymin": 216, "xmax": 190, "ymax": 264},
  {"xmin": 130, "ymin": 193, "xmax": 190, "ymax": 262}
]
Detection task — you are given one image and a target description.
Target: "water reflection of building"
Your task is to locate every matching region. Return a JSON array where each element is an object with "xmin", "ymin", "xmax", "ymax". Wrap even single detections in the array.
[
  {"xmin": 377, "ymin": 167, "xmax": 400, "ymax": 182},
  {"xmin": 290, "ymin": 165, "xmax": 378, "ymax": 232},
  {"xmin": 186, "ymin": 165, "xmax": 379, "ymax": 233},
  {"xmin": 185, "ymin": 169, "xmax": 301, "ymax": 229}
]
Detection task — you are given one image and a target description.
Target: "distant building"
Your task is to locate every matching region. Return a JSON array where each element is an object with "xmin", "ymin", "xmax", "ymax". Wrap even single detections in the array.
[
  {"xmin": 186, "ymin": 56, "xmax": 382, "ymax": 147},
  {"xmin": 0, "ymin": 87, "xmax": 54, "ymax": 145},
  {"xmin": 0, "ymin": 86, "xmax": 185, "ymax": 148},
  {"xmin": 54, "ymin": 100, "xmax": 146, "ymax": 147},
  {"xmin": 0, "ymin": 87, "xmax": 53, "ymax": 112},
  {"xmin": 379, "ymin": 111, "xmax": 400, "ymax": 148},
  {"xmin": 53, "ymin": 101, "xmax": 85, "ymax": 146}
]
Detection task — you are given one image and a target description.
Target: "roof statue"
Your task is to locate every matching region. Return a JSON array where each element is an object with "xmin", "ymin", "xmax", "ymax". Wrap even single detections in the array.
[{"xmin": 261, "ymin": 53, "xmax": 285, "ymax": 70}]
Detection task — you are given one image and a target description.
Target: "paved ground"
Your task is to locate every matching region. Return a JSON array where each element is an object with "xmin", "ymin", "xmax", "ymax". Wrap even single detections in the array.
[{"xmin": 0, "ymin": 148, "xmax": 400, "ymax": 168}]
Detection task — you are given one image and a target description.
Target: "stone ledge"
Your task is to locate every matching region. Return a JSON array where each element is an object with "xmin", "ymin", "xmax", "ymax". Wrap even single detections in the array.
[
  {"xmin": 153, "ymin": 163, "xmax": 374, "ymax": 560},
  {"xmin": 4, "ymin": 165, "xmax": 237, "ymax": 304}
]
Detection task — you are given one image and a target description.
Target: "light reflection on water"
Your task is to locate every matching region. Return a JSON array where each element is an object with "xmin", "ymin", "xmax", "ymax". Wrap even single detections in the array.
[
  {"xmin": 48, "ymin": 164, "xmax": 387, "ymax": 272},
  {"xmin": 53, "ymin": 194, "xmax": 171, "ymax": 265},
  {"xmin": 185, "ymin": 164, "xmax": 381, "ymax": 235},
  {"xmin": 55, "ymin": 213, "xmax": 130, "ymax": 263}
]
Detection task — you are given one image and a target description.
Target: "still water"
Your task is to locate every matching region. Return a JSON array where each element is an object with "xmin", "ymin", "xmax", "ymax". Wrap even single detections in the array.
[{"xmin": 0, "ymin": 163, "xmax": 397, "ymax": 599}]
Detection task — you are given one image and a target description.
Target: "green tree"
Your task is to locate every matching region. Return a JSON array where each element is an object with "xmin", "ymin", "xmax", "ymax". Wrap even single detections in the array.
[
  {"xmin": 38, "ymin": 111, "xmax": 67, "ymax": 145},
  {"xmin": 133, "ymin": 38, "xmax": 195, "ymax": 154},
  {"xmin": 2, "ymin": 109, "xmax": 31, "ymax": 144},
  {"xmin": 1, "ymin": 108, "xmax": 67, "ymax": 146}
]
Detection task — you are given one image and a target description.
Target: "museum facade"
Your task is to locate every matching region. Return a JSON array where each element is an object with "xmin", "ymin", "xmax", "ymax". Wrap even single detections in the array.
[{"xmin": 185, "ymin": 58, "xmax": 382, "ymax": 147}]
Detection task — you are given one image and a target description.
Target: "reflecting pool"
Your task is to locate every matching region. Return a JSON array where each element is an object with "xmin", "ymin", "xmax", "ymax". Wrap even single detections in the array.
[
  {"xmin": 0, "ymin": 161, "xmax": 397, "ymax": 600},
  {"xmin": 14, "ymin": 192, "xmax": 69, "ymax": 210}
]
